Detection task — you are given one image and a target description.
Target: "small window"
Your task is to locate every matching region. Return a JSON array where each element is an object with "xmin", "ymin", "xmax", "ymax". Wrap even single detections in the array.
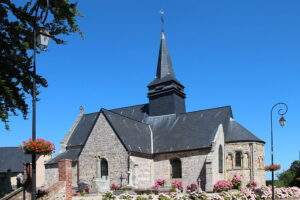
[
  {"xmin": 218, "ymin": 145, "xmax": 223, "ymax": 173},
  {"xmin": 170, "ymin": 158, "xmax": 182, "ymax": 178},
  {"xmin": 235, "ymin": 151, "xmax": 242, "ymax": 167},
  {"xmin": 101, "ymin": 158, "xmax": 108, "ymax": 177}
]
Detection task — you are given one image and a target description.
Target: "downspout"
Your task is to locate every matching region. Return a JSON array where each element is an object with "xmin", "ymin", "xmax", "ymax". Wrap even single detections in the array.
[
  {"xmin": 149, "ymin": 125, "xmax": 154, "ymax": 185},
  {"xmin": 250, "ymin": 143, "xmax": 254, "ymax": 181},
  {"xmin": 127, "ymin": 152, "xmax": 131, "ymax": 185}
]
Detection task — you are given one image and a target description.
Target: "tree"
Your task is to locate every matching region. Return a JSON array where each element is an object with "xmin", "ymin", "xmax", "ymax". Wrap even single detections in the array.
[
  {"xmin": 0, "ymin": 0, "xmax": 81, "ymax": 129},
  {"xmin": 276, "ymin": 160, "xmax": 300, "ymax": 187}
]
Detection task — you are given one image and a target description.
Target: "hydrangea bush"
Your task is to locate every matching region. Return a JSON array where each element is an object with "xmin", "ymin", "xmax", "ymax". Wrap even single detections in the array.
[
  {"xmin": 153, "ymin": 179, "xmax": 166, "ymax": 190},
  {"xmin": 171, "ymin": 180, "xmax": 183, "ymax": 191},
  {"xmin": 213, "ymin": 180, "xmax": 233, "ymax": 192},
  {"xmin": 231, "ymin": 174, "xmax": 242, "ymax": 190}
]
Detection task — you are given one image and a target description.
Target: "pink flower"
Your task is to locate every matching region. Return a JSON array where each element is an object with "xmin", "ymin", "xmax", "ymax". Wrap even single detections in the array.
[
  {"xmin": 213, "ymin": 180, "xmax": 233, "ymax": 192},
  {"xmin": 186, "ymin": 183, "xmax": 198, "ymax": 193},
  {"xmin": 171, "ymin": 180, "xmax": 183, "ymax": 191},
  {"xmin": 152, "ymin": 178, "xmax": 166, "ymax": 190}
]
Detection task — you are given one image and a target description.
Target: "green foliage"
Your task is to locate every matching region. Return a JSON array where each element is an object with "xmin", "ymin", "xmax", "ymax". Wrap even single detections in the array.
[
  {"xmin": 103, "ymin": 192, "xmax": 116, "ymax": 200},
  {"xmin": 136, "ymin": 195, "xmax": 148, "ymax": 200},
  {"xmin": 276, "ymin": 160, "xmax": 300, "ymax": 187},
  {"xmin": 0, "ymin": 0, "xmax": 81, "ymax": 129}
]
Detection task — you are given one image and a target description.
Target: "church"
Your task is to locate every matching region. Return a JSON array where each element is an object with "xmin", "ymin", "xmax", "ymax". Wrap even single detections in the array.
[{"xmin": 45, "ymin": 28, "xmax": 265, "ymax": 192}]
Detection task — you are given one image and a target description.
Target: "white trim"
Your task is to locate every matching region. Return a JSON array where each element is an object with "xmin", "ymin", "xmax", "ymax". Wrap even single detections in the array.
[{"xmin": 149, "ymin": 125, "xmax": 154, "ymax": 154}]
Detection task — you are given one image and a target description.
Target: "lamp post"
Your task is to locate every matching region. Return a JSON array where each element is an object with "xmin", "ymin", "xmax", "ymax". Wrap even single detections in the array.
[
  {"xmin": 31, "ymin": 1, "xmax": 50, "ymax": 199},
  {"xmin": 270, "ymin": 102, "xmax": 288, "ymax": 200}
]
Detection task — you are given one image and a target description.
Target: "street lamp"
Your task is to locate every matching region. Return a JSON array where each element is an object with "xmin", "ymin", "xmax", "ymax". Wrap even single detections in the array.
[
  {"xmin": 31, "ymin": 1, "xmax": 50, "ymax": 200},
  {"xmin": 270, "ymin": 102, "xmax": 288, "ymax": 200}
]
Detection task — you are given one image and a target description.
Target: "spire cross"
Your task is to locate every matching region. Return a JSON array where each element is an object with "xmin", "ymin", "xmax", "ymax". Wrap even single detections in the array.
[{"xmin": 159, "ymin": 9, "xmax": 165, "ymax": 32}]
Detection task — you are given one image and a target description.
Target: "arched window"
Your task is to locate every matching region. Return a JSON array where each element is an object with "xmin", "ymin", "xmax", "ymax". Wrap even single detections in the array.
[
  {"xmin": 235, "ymin": 151, "xmax": 242, "ymax": 168},
  {"xmin": 218, "ymin": 145, "xmax": 223, "ymax": 173},
  {"xmin": 101, "ymin": 158, "xmax": 108, "ymax": 177},
  {"xmin": 170, "ymin": 158, "xmax": 182, "ymax": 178}
]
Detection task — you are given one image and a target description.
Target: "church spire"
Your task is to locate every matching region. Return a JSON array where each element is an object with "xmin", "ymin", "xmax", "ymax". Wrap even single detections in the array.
[
  {"xmin": 156, "ymin": 10, "xmax": 175, "ymax": 79},
  {"xmin": 147, "ymin": 10, "xmax": 186, "ymax": 116},
  {"xmin": 156, "ymin": 31, "xmax": 175, "ymax": 79}
]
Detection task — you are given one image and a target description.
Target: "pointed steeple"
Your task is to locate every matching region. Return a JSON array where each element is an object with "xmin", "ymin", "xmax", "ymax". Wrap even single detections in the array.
[
  {"xmin": 147, "ymin": 11, "xmax": 186, "ymax": 116},
  {"xmin": 156, "ymin": 32, "xmax": 175, "ymax": 79}
]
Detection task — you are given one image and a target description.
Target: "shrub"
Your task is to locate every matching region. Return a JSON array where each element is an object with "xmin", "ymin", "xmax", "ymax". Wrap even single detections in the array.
[
  {"xmin": 152, "ymin": 179, "xmax": 166, "ymax": 190},
  {"xmin": 213, "ymin": 180, "xmax": 233, "ymax": 192},
  {"xmin": 171, "ymin": 180, "xmax": 183, "ymax": 191},
  {"xmin": 119, "ymin": 193, "xmax": 133, "ymax": 200},
  {"xmin": 103, "ymin": 192, "xmax": 116, "ymax": 200},
  {"xmin": 186, "ymin": 183, "xmax": 198, "ymax": 193},
  {"xmin": 231, "ymin": 174, "xmax": 242, "ymax": 190},
  {"xmin": 110, "ymin": 183, "xmax": 121, "ymax": 191},
  {"xmin": 136, "ymin": 195, "xmax": 148, "ymax": 200},
  {"xmin": 246, "ymin": 181, "xmax": 257, "ymax": 189},
  {"xmin": 77, "ymin": 180, "xmax": 90, "ymax": 194},
  {"xmin": 158, "ymin": 193, "xmax": 171, "ymax": 200}
]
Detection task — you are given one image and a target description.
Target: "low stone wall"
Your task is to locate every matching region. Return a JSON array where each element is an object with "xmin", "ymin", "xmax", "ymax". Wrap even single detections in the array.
[
  {"xmin": 38, "ymin": 181, "xmax": 66, "ymax": 200},
  {"xmin": 39, "ymin": 159, "xmax": 72, "ymax": 200}
]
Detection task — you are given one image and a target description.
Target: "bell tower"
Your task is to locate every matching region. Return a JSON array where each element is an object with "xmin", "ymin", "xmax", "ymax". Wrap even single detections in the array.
[{"xmin": 147, "ymin": 30, "xmax": 186, "ymax": 116}]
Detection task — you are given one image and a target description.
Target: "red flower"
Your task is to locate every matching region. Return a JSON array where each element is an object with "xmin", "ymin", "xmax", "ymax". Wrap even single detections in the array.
[
  {"xmin": 23, "ymin": 138, "xmax": 55, "ymax": 155},
  {"xmin": 265, "ymin": 164, "xmax": 281, "ymax": 172}
]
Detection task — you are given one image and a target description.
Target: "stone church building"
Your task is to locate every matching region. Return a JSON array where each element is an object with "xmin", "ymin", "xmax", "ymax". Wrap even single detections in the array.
[{"xmin": 45, "ymin": 30, "xmax": 265, "ymax": 192}]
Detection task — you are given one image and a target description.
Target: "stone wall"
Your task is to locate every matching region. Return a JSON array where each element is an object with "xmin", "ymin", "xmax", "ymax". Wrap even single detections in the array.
[
  {"xmin": 152, "ymin": 149, "xmax": 209, "ymax": 189},
  {"xmin": 224, "ymin": 142, "xmax": 265, "ymax": 186},
  {"xmin": 129, "ymin": 156, "xmax": 153, "ymax": 189},
  {"xmin": 45, "ymin": 166, "xmax": 59, "ymax": 187},
  {"xmin": 204, "ymin": 124, "xmax": 225, "ymax": 191},
  {"xmin": 79, "ymin": 114, "xmax": 129, "ymax": 188},
  {"xmin": 40, "ymin": 159, "xmax": 73, "ymax": 200}
]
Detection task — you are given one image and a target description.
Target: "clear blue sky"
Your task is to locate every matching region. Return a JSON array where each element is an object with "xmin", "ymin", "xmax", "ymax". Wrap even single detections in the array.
[{"xmin": 1, "ymin": 1, "xmax": 299, "ymax": 176}]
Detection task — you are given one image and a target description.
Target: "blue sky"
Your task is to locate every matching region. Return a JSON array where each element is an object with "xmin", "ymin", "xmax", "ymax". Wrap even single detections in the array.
[{"xmin": 1, "ymin": 1, "xmax": 300, "ymax": 177}]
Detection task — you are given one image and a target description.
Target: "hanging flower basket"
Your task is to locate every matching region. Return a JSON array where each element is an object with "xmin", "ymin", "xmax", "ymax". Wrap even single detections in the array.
[
  {"xmin": 22, "ymin": 138, "xmax": 55, "ymax": 155},
  {"xmin": 265, "ymin": 164, "xmax": 281, "ymax": 171}
]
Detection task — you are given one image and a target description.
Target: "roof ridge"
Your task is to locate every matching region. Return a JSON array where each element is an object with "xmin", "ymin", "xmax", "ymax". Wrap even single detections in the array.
[
  {"xmin": 84, "ymin": 111, "xmax": 100, "ymax": 116},
  {"xmin": 102, "ymin": 108, "xmax": 149, "ymax": 125},
  {"xmin": 110, "ymin": 103, "xmax": 147, "ymax": 110},
  {"xmin": 184, "ymin": 105, "xmax": 232, "ymax": 114}
]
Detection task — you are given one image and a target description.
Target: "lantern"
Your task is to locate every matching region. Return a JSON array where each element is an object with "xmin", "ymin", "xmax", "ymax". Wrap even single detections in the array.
[{"xmin": 37, "ymin": 28, "xmax": 50, "ymax": 48}]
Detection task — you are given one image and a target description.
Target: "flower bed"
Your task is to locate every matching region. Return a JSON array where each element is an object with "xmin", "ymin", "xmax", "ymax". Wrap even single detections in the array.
[
  {"xmin": 22, "ymin": 138, "xmax": 55, "ymax": 155},
  {"xmin": 101, "ymin": 186, "xmax": 300, "ymax": 200}
]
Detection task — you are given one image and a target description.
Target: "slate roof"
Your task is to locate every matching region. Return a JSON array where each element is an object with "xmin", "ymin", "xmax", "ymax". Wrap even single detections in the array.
[
  {"xmin": 67, "ymin": 112, "xmax": 99, "ymax": 147},
  {"xmin": 226, "ymin": 119, "xmax": 265, "ymax": 143},
  {"xmin": 147, "ymin": 106, "xmax": 232, "ymax": 153},
  {"xmin": 0, "ymin": 147, "xmax": 31, "ymax": 173},
  {"xmin": 46, "ymin": 148, "xmax": 81, "ymax": 165},
  {"xmin": 102, "ymin": 109, "xmax": 152, "ymax": 154},
  {"xmin": 155, "ymin": 32, "xmax": 175, "ymax": 79}
]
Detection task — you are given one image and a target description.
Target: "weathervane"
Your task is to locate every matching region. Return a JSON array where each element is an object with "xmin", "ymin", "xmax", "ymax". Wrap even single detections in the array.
[{"xmin": 159, "ymin": 9, "xmax": 165, "ymax": 32}]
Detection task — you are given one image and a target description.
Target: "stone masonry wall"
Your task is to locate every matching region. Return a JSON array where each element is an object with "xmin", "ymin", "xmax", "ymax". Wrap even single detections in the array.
[
  {"xmin": 130, "ymin": 156, "xmax": 153, "ymax": 189},
  {"xmin": 79, "ymin": 114, "xmax": 129, "ymax": 187},
  {"xmin": 225, "ymin": 142, "xmax": 265, "ymax": 186},
  {"xmin": 45, "ymin": 166, "xmax": 58, "ymax": 187},
  {"xmin": 152, "ymin": 149, "xmax": 209, "ymax": 189},
  {"xmin": 205, "ymin": 124, "xmax": 225, "ymax": 191},
  {"xmin": 45, "ymin": 164, "xmax": 78, "ymax": 187}
]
